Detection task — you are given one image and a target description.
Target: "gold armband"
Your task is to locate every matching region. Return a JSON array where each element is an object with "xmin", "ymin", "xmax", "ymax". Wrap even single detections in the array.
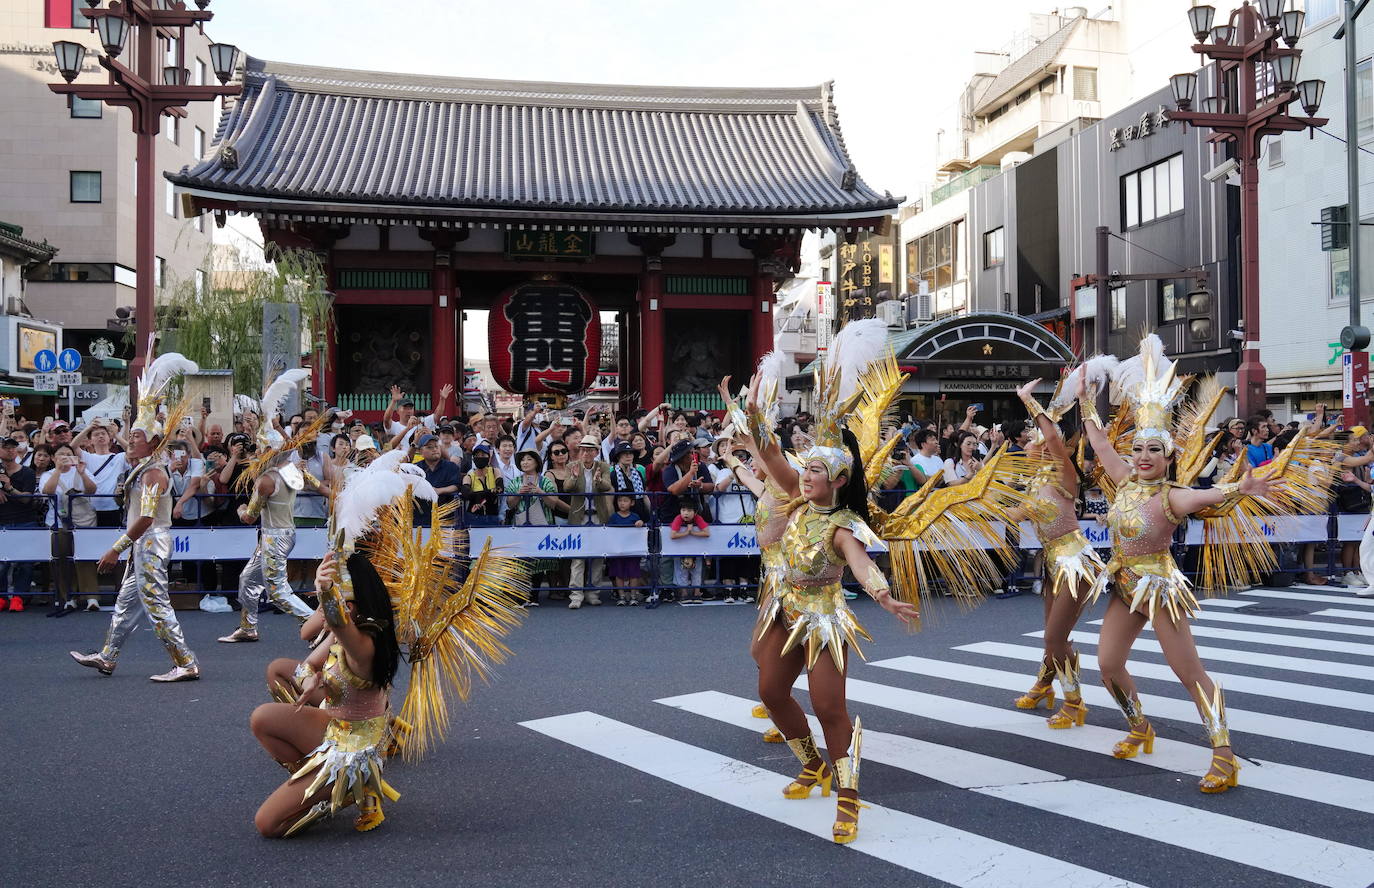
[
  {"xmin": 723, "ymin": 454, "xmax": 744, "ymax": 472},
  {"xmin": 112, "ymin": 534, "xmax": 134, "ymax": 554},
  {"xmin": 747, "ymin": 406, "xmax": 779, "ymax": 451},
  {"xmin": 139, "ymin": 482, "xmax": 162, "ymax": 519},
  {"xmin": 243, "ymin": 489, "xmax": 264, "ymax": 520},
  {"xmin": 1078, "ymin": 398, "xmax": 1101, "ymax": 428},
  {"xmin": 292, "ymin": 661, "xmax": 316, "ymax": 686},
  {"xmin": 318, "ymin": 554, "xmax": 353, "ymax": 629},
  {"xmin": 861, "ymin": 566, "xmax": 891, "ymax": 600},
  {"xmin": 302, "ymin": 469, "xmax": 322, "ymax": 491},
  {"xmin": 726, "ymin": 405, "xmax": 749, "ymax": 438},
  {"xmin": 1021, "ymin": 397, "xmax": 1046, "ymax": 421},
  {"xmin": 1213, "ymin": 480, "xmax": 1246, "ymax": 510}
]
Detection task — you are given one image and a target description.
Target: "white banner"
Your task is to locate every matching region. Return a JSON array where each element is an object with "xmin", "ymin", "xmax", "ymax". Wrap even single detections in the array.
[
  {"xmin": 0, "ymin": 529, "xmax": 51, "ymax": 560},
  {"xmin": 468, "ymin": 525, "xmax": 650, "ymax": 559},
  {"xmin": 64, "ymin": 527, "xmax": 333, "ymax": 562},
  {"xmin": 1181, "ymin": 515, "xmax": 1333, "ymax": 545},
  {"xmin": 1017, "ymin": 520, "xmax": 1112, "ymax": 550},
  {"xmin": 661, "ymin": 526, "xmax": 762, "ymax": 556}
]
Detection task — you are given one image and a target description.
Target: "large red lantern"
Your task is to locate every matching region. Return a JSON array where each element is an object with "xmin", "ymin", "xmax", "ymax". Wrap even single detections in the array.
[{"xmin": 488, "ymin": 280, "xmax": 601, "ymax": 395}]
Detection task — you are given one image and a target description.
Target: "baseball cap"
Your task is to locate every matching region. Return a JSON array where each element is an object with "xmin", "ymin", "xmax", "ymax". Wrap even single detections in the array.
[
  {"xmin": 1353, "ymin": 425, "xmax": 1369, "ymax": 438},
  {"xmin": 0, "ymin": 437, "xmax": 17, "ymax": 448},
  {"xmin": 399, "ymin": 398, "xmax": 415, "ymax": 408},
  {"xmin": 473, "ymin": 442, "xmax": 492, "ymax": 454},
  {"xmin": 355, "ymin": 435, "xmax": 378, "ymax": 452},
  {"xmin": 416, "ymin": 434, "xmax": 437, "ymax": 447}
]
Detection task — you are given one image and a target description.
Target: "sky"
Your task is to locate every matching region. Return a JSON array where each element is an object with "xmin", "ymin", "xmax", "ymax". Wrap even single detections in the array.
[{"xmin": 203, "ymin": 0, "xmax": 1167, "ymax": 360}]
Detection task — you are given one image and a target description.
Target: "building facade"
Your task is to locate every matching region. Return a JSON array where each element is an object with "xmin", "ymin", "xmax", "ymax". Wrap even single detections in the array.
[
  {"xmin": 0, "ymin": 0, "xmax": 215, "ymax": 358},
  {"xmin": 172, "ymin": 58, "xmax": 896, "ymax": 414},
  {"xmin": 1258, "ymin": 0, "xmax": 1369, "ymax": 417}
]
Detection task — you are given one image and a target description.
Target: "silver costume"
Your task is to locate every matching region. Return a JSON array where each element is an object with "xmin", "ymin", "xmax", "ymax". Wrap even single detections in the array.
[
  {"xmin": 100, "ymin": 459, "xmax": 197, "ymax": 669},
  {"xmin": 238, "ymin": 465, "xmax": 314, "ymax": 632}
]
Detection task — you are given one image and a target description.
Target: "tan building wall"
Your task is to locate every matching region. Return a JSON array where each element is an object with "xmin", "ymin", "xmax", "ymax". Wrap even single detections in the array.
[{"xmin": 0, "ymin": 0, "xmax": 216, "ymax": 333}]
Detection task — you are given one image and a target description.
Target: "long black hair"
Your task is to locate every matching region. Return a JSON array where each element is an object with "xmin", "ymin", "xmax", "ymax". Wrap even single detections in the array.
[
  {"xmin": 345, "ymin": 552, "xmax": 400, "ymax": 689},
  {"xmin": 838, "ymin": 426, "xmax": 870, "ymax": 523}
]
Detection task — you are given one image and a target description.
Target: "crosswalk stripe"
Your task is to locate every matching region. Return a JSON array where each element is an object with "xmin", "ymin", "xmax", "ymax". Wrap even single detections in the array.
[
  {"xmin": 1197, "ymin": 598, "xmax": 1260, "ymax": 608},
  {"xmin": 660, "ymin": 690, "xmax": 1374, "ymax": 888},
  {"xmin": 868, "ymin": 655, "xmax": 1374, "ymax": 755},
  {"xmin": 828, "ymin": 676, "xmax": 1374, "ymax": 817},
  {"xmin": 1087, "ymin": 619, "xmax": 1374, "ymax": 657},
  {"xmin": 520, "ymin": 711, "xmax": 1145, "ymax": 888},
  {"xmin": 1165, "ymin": 610, "xmax": 1374, "ymax": 638},
  {"xmin": 1026, "ymin": 629, "xmax": 1374, "ymax": 682},
  {"xmin": 956, "ymin": 641, "xmax": 1374, "ymax": 712},
  {"xmin": 1311, "ymin": 608, "xmax": 1374, "ymax": 623},
  {"xmin": 1242, "ymin": 588, "xmax": 1374, "ymax": 608}
]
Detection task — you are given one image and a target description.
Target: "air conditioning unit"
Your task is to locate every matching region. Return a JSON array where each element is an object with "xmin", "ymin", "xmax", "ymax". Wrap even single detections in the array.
[
  {"xmin": 910, "ymin": 290, "xmax": 934, "ymax": 323},
  {"xmin": 877, "ymin": 299, "xmax": 904, "ymax": 328}
]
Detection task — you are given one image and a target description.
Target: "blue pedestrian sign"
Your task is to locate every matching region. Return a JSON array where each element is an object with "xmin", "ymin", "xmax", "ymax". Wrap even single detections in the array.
[
  {"xmin": 33, "ymin": 349, "xmax": 57, "ymax": 373},
  {"xmin": 58, "ymin": 348, "xmax": 82, "ymax": 372}
]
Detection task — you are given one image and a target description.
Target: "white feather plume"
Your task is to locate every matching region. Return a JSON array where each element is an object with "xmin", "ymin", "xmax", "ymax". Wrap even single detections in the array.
[
  {"xmin": 1111, "ymin": 334, "xmax": 1170, "ymax": 405},
  {"xmin": 334, "ymin": 450, "xmax": 438, "ymax": 547},
  {"xmin": 756, "ymin": 349, "xmax": 790, "ymax": 393},
  {"xmin": 828, "ymin": 318, "xmax": 890, "ymax": 404},
  {"xmin": 1051, "ymin": 354, "xmax": 1119, "ymax": 411},
  {"xmin": 137, "ymin": 352, "xmax": 198, "ymax": 398},
  {"xmin": 233, "ymin": 394, "xmax": 259, "ymax": 417},
  {"xmin": 259, "ymin": 368, "xmax": 310, "ymax": 424}
]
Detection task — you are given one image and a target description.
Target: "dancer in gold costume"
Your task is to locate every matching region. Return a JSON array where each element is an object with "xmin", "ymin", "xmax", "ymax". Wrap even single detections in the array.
[{"xmin": 1079, "ymin": 335, "xmax": 1335, "ymax": 792}]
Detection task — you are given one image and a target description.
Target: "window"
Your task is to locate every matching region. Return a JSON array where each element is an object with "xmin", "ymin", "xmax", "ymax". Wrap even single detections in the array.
[
  {"xmin": 194, "ymin": 58, "xmax": 207, "ymax": 87},
  {"xmin": 165, "ymin": 35, "xmax": 179, "ymax": 67},
  {"xmin": 194, "ymin": 126, "xmax": 205, "ymax": 158},
  {"xmin": 912, "ymin": 220, "xmax": 964, "ymax": 310},
  {"xmin": 1267, "ymin": 136, "xmax": 1284, "ymax": 168},
  {"xmin": 70, "ymin": 96, "xmax": 101, "ymax": 118},
  {"xmin": 1110, "ymin": 286, "xmax": 1127, "ymax": 332},
  {"xmin": 71, "ymin": 0, "xmax": 89, "ymax": 27},
  {"xmin": 1160, "ymin": 282, "xmax": 1187, "ymax": 323},
  {"xmin": 1329, "ymin": 218, "xmax": 1374, "ymax": 303},
  {"xmin": 1123, "ymin": 154, "xmax": 1185, "ymax": 229},
  {"xmin": 70, "ymin": 171, "xmax": 101, "ymax": 203},
  {"xmin": 154, "ymin": 257, "xmax": 166, "ymax": 289},
  {"xmin": 1073, "ymin": 67, "xmax": 1098, "ymax": 102},
  {"xmin": 1305, "ymin": 0, "xmax": 1340, "ymax": 26},
  {"xmin": 194, "ymin": 269, "xmax": 207, "ymax": 299},
  {"xmin": 27, "ymin": 262, "xmax": 114, "ymax": 282},
  {"xmin": 983, "ymin": 227, "xmax": 1005, "ymax": 268},
  {"xmin": 165, "ymin": 115, "xmax": 179, "ymax": 145},
  {"xmin": 165, "ymin": 181, "xmax": 176, "ymax": 217}
]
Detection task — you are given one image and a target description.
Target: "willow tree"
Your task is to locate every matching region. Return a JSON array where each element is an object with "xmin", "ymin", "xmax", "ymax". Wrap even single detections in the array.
[{"xmin": 148, "ymin": 247, "xmax": 335, "ymax": 394}]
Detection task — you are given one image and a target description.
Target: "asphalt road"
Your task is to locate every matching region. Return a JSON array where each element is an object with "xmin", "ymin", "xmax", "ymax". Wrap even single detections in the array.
[{"xmin": 5, "ymin": 585, "xmax": 1374, "ymax": 888}]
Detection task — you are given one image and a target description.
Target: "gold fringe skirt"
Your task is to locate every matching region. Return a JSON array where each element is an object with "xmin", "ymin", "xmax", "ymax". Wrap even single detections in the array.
[
  {"xmin": 757, "ymin": 582, "xmax": 872, "ymax": 674},
  {"xmin": 1042, "ymin": 529, "xmax": 1107, "ymax": 602},
  {"xmin": 1091, "ymin": 551, "xmax": 1197, "ymax": 625},
  {"xmin": 285, "ymin": 715, "xmax": 401, "ymax": 835}
]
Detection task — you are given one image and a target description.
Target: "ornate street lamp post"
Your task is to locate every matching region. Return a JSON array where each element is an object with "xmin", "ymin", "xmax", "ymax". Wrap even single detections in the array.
[
  {"xmin": 1167, "ymin": 2, "xmax": 1326, "ymax": 417},
  {"xmin": 48, "ymin": 1, "xmax": 240, "ymax": 398}
]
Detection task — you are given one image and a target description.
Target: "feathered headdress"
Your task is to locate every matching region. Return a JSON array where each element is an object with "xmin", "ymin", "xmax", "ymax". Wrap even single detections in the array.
[
  {"xmin": 1114, "ymin": 334, "xmax": 1183, "ymax": 455},
  {"xmin": 1052, "ymin": 355, "xmax": 1118, "ymax": 418},
  {"xmin": 331, "ymin": 450, "xmax": 437, "ymax": 553},
  {"xmin": 726, "ymin": 348, "xmax": 791, "ymax": 449},
  {"xmin": 132, "ymin": 341, "xmax": 199, "ymax": 439},
  {"xmin": 805, "ymin": 318, "xmax": 889, "ymax": 480},
  {"xmin": 256, "ymin": 368, "xmax": 310, "ymax": 452}
]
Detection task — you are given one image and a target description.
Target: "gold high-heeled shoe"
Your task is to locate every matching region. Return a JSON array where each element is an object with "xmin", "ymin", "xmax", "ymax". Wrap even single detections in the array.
[
  {"xmin": 832, "ymin": 718, "xmax": 866, "ymax": 845},
  {"xmin": 1013, "ymin": 685, "xmax": 1055, "ymax": 710},
  {"xmin": 750, "ymin": 703, "xmax": 769, "ymax": 719},
  {"xmin": 354, "ymin": 789, "xmax": 386, "ymax": 831},
  {"xmin": 1111, "ymin": 722, "xmax": 1155, "ymax": 758},
  {"xmin": 1047, "ymin": 699, "xmax": 1088, "ymax": 729},
  {"xmin": 783, "ymin": 734, "xmax": 832, "ymax": 799},
  {"xmin": 1199, "ymin": 753, "xmax": 1240, "ymax": 793},
  {"xmin": 762, "ymin": 727, "xmax": 783, "ymax": 743}
]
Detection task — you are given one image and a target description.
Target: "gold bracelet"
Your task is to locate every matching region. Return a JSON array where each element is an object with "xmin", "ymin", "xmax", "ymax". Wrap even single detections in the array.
[
  {"xmin": 1078, "ymin": 398, "xmax": 1101, "ymax": 428},
  {"xmin": 723, "ymin": 454, "xmax": 743, "ymax": 471},
  {"xmin": 861, "ymin": 566, "xmax": 891, "ymax": 600},
  {"xmin": 112, "ymin": 534, "xmax": 134, "ymax": 554},
  {"xmin": 1021, "ymin": 397, "xmax": 1046, "ymax": 420},
  {"xmin": 1213, "ymin": 480, "xmax": 1246, "ymax": 509}
]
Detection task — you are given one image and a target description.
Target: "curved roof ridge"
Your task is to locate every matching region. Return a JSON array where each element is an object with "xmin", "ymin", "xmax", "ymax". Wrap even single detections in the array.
[{"xmin": 246, "ymin": 56, "xmax": 829, "ymax": 112}]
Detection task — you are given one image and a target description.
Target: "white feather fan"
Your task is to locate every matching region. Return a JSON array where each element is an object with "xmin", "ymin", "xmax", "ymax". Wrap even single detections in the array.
[
  {"xmin": 335, "ymin": 450, "xmax": 437, "ymax": 547},
  {"xmin": 828, "ymin": 318, "xmax": 889, "ymax": 404},
  {"xmin": 259, "ymin": 368, "xmax": 310, "ymax": 425},
  {"xmin": 138, "ymin": 352, "xmax": 199, "ymax": 398},
  {"xmin": 1050, "ymin": 354, "xmax": 1119, "ymax": 412}
]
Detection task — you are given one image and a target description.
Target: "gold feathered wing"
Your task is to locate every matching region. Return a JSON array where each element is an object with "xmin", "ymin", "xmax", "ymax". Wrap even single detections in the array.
[
  {"xmin": 1192, "ymin": 428, "xmax": 1340, "ymax": 592},
  {"xmin": 871, "ymin": 444, "xmax": 1046, "ymax": 623},
  {"xmin": 847, "ymin": 353, "xmax": 908, "ymax": 490},
  {"xmin": 362, "ymin": 500, "xmax": 530, "ymax": 763}
]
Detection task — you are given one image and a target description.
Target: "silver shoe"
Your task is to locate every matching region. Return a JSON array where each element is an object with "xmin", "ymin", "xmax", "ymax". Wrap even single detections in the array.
[
  {"xmin": 217, "ymin": 628, "xmax": 259, "ymax": 643},
  {"xmin": 69, "ymin": 650, "xmax": 115, "ymax": 675},
  {"xmin": 149, "ymin": 664, "xmax": 200, "ymax": 683}
]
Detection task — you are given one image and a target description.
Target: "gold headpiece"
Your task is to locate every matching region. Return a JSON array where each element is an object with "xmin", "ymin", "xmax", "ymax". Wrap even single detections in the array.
[
  {"xmin": 1121, "ymin": 334, "xmax": 1182, "ymax": 455},
  {"xmin": 131, "ymin": 341, "xmax": 198, "ymax": 440},
  {"xmin": 804, "ymin": 318, "xmax": 890, "ymax": 480}
]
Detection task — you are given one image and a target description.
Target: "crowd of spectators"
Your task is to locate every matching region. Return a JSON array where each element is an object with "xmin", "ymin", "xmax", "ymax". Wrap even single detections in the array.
[{"xmin": 1, "ymin": 387, "xmax": 1370, "ymax": 613}]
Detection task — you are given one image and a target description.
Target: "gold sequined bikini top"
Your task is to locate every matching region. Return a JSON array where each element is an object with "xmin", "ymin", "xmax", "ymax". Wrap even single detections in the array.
[
  {"xmin": 782, "ymin": 506, "xmax": 881, "ymax": 585},
  {"xmin": 1108, "ymin": 478, "xmax": 1183, "ymax": 550}
]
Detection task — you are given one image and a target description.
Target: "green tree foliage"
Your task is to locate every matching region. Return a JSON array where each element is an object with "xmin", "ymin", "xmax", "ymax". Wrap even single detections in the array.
[{"xmin": 145, "ymin": 247, "xmax": 334, "ymax": 394}]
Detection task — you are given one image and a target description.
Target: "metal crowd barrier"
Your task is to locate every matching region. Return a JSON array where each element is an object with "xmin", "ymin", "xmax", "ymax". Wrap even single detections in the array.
[{"xmin": 1, "ymin": 489, "xmax": 1370, "ymax": 602}]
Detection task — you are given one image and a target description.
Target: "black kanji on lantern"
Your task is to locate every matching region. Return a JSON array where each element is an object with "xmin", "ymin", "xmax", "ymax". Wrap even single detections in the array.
[{"xmin": 503, "ymin": 284, "xmax": 594, "ymax": 393}]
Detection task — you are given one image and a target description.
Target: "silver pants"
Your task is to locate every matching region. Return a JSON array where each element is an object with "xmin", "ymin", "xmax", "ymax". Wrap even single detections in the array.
[
  {"xmin": 239, "ymin": 528, "xmax": 313, "ymax": 631},
  {"xmin": 101, "ymin": 530, "xmax": 196, "ymax": 668}
]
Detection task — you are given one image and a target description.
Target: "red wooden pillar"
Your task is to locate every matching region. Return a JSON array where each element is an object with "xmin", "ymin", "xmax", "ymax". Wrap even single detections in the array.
[
  {"xmin": 422, "ymin": 229, "xmax": 466, "ymax": 412},
  {"xmin": 750, "ymin": 269, "xmax": 775, "ymax": 366},
  {"xmin": 639, "ymin": 268, "xmax": 665, "ymax": 408},
  {"xmin": 630, "ymin": 234, "xmax": 675, "ymax": 408}
]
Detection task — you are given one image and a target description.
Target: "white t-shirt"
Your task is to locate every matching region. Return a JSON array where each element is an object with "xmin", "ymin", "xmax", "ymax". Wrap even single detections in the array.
[
  {"xmin": 386, "ymin": 413, "xmax": 438, "ymax": 448},
  {"xmin": 41, "ymin": 467, "xmax": 97, "ymax": 528},
  {"xmin": 166, "ymin": 456, "xmax": 205, "ymax": 520},
  {"xmin": 910, "ymin": 452, "xmax": 945, "ymax": 481},
  {"xmin": 710, "ymin": 465, "xmax": 754, "ymax": 525},
  {"xmin": 80, "ymin": 449, "xmax": 130, "ymax": 512}
]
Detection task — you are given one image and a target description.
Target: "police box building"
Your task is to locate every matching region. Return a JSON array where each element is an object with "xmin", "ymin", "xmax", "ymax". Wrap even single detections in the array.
[{"xmin": 171, "ymin": 58, "xmax": 898, "ymax": 413}]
